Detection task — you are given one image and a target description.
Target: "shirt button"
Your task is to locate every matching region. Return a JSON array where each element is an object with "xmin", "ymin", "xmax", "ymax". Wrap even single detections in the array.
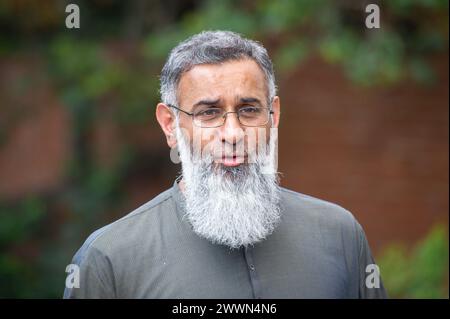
[{"xmin": 249, "ymin": 264, "xmax": 255, "ymax": 271}]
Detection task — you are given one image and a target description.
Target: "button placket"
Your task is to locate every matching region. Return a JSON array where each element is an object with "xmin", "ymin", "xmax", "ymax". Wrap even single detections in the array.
[{"xmin": 243, "ymin": 246, "xmax": 262, "ymax": 299}]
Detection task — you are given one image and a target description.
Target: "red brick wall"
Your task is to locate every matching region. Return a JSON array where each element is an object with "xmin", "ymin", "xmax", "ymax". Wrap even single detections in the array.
[{"xmin": 278, "ymin": 54, "xmax": 449, "ymax": 252}]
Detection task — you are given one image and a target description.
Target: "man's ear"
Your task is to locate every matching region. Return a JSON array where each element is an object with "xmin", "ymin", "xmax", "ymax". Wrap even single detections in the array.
[
  {"xmin": 156, "ymin": 103, "xmax": 177, "ymax": 148},
  {"xmin": 271, "ymin": 96, "xmax": 281, "ymax": 128}
]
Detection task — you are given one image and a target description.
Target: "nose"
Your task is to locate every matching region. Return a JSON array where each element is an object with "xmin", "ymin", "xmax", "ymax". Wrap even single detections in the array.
[{"xmin": 219, "ymin": 112, "xmax": 245, "ymax": 145}]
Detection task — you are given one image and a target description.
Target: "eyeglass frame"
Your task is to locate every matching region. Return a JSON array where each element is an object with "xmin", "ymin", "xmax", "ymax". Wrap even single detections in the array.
[{"xmin": 167, "ymin": 103, "xmax": 275, "ymax": 128}]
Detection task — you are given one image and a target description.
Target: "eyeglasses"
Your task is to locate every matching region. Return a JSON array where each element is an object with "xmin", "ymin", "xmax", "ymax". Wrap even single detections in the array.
[{"xmin": 168, "ymin": 104, "xmax": 274, "ymax": 128}]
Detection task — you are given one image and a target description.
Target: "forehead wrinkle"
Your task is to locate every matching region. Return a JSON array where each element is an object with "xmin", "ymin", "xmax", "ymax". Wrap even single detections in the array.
[{"xmin": 178, "ymin": 60, "xmax": 268, "ymax": 109}]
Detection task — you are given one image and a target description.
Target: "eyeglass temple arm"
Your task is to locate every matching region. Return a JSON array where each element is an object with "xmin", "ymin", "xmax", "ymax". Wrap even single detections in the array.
[{"xmin": 167, "ymin": 104, "xmax": 194, "ymax": 116}]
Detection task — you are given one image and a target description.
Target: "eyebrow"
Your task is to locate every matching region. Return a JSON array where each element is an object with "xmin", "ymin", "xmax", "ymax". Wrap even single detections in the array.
[
  {"xmin": 192, "ymin": 99, "xmax": 221, "ymax": 108},
  {"xmin": 191, "ymin": 96, "xmax": 262, "ymax": 110},
  {"xmin": 239, "ymin": 97, "xmax": 262, "ymax": 105}
]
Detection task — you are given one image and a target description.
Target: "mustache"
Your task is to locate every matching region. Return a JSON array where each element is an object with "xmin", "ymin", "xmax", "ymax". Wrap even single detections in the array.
[
  {"xmin": 175, "ymin": 123, "xmax": 277, "ymax": 173},
  {"xmin": 201, "ymin": 141, "xmax": 249, "ymax": 157},
  {"xmin": 200, "ymin": 140, "xmax": 272, "ymax": 157},
  {"xmin": 185, "ymin": 142, "xmax": 272, "ymax": 169}
]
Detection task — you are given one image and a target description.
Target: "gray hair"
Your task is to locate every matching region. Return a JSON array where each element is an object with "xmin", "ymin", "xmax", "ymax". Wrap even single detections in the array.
[{"xmin": 160, "ymin": 30, "xmax": 277, "ymax": 108}]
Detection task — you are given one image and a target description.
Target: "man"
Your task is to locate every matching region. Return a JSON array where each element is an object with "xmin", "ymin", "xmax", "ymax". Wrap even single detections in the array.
[{"xmin": 64, "ymin": 30, "xmax": 387, "ymax": 298}]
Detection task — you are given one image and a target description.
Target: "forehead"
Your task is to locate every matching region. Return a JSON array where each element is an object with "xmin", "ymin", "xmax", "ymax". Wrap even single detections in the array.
[{"xmin": 177, "ymin": 59, "xmax": 268, "ymax": 107}]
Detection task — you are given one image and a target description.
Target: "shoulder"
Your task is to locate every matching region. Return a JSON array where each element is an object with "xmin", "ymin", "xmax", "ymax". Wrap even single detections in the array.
[
  {"xmin": 71, "ymin": 187, "xmax": 175, "ymax": 267},
  {"xmin": 280, "ymin": 187, "xmax": 358, "ymax": 228},
  {"xmin": 281, "ymin": 188, "xmax": 355, "ymax": 223},
  {"xmin": 279, "ymin": 187, "xmax": 365, "ymax": 275}
]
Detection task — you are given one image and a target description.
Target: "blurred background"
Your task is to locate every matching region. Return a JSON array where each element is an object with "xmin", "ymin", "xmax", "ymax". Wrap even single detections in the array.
[{"xmin": 0, "ymin": 0, "xmax": 448, "ymax": 298}]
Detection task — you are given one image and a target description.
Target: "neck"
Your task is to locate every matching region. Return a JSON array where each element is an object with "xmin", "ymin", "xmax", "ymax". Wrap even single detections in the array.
[{"xmin": 177, "ymin": 178, "xmax": 186, "ymax": 194}]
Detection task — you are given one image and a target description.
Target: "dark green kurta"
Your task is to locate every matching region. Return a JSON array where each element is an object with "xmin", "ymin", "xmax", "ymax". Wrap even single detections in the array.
[{"xmin": 64, "ymin": 179, "xmax": 387, "ymax": 299}]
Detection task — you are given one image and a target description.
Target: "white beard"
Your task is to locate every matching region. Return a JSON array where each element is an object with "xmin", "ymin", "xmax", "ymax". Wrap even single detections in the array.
[{"xmin": 175, "ymin": 122, "xmax": 281, "ymax": 249}]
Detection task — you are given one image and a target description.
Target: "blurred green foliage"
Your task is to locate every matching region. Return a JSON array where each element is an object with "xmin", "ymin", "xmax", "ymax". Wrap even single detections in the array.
[
  {"xmin": 377, "ymin": 224, "xmax": 449, "ymax": 298},
  {"xmin": 0, "ymin": 197, "xmax": 48, "ymax": 297},
  {"xmin": 144, "ymin": 0, "xmax": 448, "ymax": 85},
  {"xmin": 0, "ymin": 0, "xmax": 448, "ymax": 298}
]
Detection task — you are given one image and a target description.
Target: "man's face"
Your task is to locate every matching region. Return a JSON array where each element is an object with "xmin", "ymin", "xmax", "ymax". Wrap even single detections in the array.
[
  {"xmin": 156, "ymin": 58, "xmax": 282, "ymax": 248},
  {"xmin": 174, "ymin": 58, "xmax": 280, "ymax": 166}
]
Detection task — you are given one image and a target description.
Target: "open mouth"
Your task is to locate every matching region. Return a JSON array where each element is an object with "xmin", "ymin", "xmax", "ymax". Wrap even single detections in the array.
[{"xmin": 216, "ymin": 155, "xmax": 247, "ymax": 167}]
